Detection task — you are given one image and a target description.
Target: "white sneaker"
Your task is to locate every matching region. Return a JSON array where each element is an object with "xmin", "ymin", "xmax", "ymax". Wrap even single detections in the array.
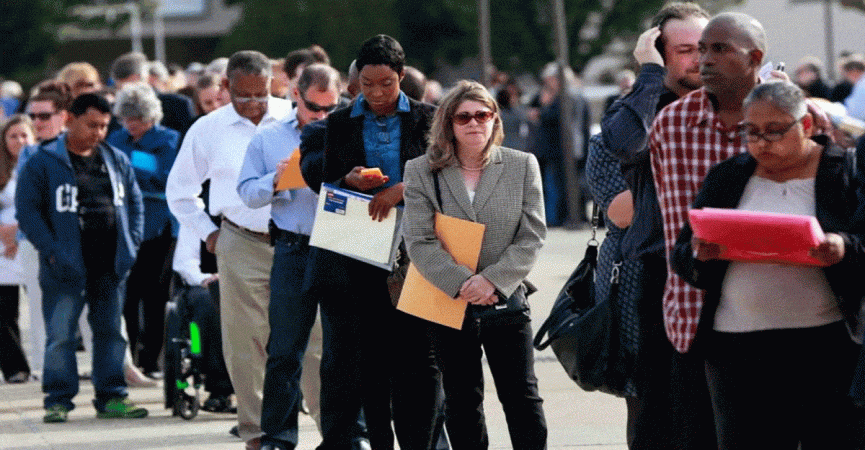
[{"xmin": 124, "ymin": 363, "xmax": 158, "ymax": 388}]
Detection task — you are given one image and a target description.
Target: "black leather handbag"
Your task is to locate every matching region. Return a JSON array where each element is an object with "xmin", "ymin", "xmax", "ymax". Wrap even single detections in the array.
[
  {"xmin": 469, "ymin": 280, "xmax": 536, "ymax": 326},
  {"xmin": 533, "ymin": 208, "xmax": 628, "ymax": 397}
]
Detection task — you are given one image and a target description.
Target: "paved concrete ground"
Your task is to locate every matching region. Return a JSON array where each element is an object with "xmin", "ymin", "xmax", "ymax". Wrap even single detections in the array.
[{"xmin": 1, "ymin": 228, "xmax": 629, "ymax": 449}]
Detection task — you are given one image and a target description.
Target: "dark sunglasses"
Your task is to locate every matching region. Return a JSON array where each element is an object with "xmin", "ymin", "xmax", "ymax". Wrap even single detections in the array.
[
  {"xmin": 28, "ymin": 112, "xmax": 57, "ymax": 121},
  {"xmin": 301, "ymin": 96, "xmax": 338, "ymax": 114},
  {"xmin": 453, "ymin": 110, "xmax": 495, "ymax": 126}
]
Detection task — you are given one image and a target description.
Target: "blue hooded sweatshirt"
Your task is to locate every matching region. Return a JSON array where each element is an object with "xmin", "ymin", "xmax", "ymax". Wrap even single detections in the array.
[{"xmin": 16, "ymin": 134, "xmax": 144, "ymax": 288}]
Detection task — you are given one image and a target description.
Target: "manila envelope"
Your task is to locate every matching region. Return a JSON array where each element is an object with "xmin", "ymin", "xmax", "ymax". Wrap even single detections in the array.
[
  {"xmin": 397, "ymin": 212, "xmax": 485, "ymax": 329},
  {"xmin": 275, "ymin": 148, "xmax": 307, "ymax": 191}
]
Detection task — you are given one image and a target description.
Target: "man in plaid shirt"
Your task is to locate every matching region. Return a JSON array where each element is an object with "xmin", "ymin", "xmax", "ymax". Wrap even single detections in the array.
[
  {"xmin": 648, "ymin": 13, "xmax": 766, "ymax": 446},
  {"xmin": 601, "ymin": 3, "xmax": 714, "ymax": 448},
  {"xmin": 650, "ymin": 12, "xmax": 767, "ymax": 352}
]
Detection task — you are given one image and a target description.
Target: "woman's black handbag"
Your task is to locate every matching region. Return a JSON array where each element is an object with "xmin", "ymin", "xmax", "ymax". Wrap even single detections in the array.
[
  {"xmin": 533, "ymin": 209, "xmax": 628, "ymax": 397},
  {"xmin": 469, "ymin": 280, "xmax": 536, "ymax": 326}
]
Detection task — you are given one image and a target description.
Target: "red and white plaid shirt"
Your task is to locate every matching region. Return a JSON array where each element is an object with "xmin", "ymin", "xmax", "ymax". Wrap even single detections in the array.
[{"xmin": 649, "ymin": 87, "xmax": 746, "ymax": 353}]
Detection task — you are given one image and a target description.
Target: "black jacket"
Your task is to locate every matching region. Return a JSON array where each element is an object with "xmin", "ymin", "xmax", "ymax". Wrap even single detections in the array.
[
  {"xmin": 672, "ymin": 140, "xmax": 865, "ymax": 341},
  {"xmin": 320, "ymin": 97, "xmax": 436, "ymax": 192},
  {"xmin": 304, "ymin": 96, "xmax": 435, "ymax": 293}
]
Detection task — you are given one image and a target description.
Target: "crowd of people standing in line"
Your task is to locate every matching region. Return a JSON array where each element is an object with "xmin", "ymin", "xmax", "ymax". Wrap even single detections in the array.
[
  {"xmin": 5, "ymin": 2, "xmax": 865, "ymax": 449},
  {"xmin": 0, "ymin": 29, "xmax": 579, "ymax": 449}
]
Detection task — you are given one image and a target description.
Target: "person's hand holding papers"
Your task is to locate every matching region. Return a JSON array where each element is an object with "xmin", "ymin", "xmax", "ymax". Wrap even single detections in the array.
[
  {"xmin": 809, "ymin": 233, "xmax": 846, "ymax": 266},
  {"xmin": 368, "ymin": 184, "xmax": 403, "ymax": 221},
  {"xmin": 690, "ymin": 236, "xmax": 724, "ymax": 262}
]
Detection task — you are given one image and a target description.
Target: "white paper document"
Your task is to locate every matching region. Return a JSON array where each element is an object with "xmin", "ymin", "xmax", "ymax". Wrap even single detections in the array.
[{"xmin": 309, "ymin": 183, "xmax": 402, "ymax": 270}]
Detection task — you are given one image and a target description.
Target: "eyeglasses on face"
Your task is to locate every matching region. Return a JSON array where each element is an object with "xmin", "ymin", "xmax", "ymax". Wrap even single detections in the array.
[
  {"xmin": 28, "ymin": 111, "xmax": 57, "ymax": 121},
  {"xmin": 233, "ymin": 95, "xmax": 269, "ymax": 104},
  {"xmin": 453, "ymin": 110, "xmax": 495, "ymax": 126},
  {"xmin": 301, "ymin": 96, "xmax": 338, "ymax": 114},
  {"xmin": 739, "ymin": 117, "xmax": 802, "ymax": 143}
]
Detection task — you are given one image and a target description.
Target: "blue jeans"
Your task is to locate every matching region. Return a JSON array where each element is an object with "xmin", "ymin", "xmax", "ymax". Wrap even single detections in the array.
[
  {"xmin": 41, "ymin": 271, "xmax": 127, "ymax": 412},
  {"xmin": 262, "ymin": 235, "xmax": 319, "ymax": 446}
]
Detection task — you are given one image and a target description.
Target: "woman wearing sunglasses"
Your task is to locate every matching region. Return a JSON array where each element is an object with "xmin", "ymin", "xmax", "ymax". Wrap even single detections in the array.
[
  {"xmin": 403, "ymin": 80, "xmax": 547, "ymax": 449},
  {"xmin": 672, "ymin": 80, "xmax": 864, "ymax": 448}
]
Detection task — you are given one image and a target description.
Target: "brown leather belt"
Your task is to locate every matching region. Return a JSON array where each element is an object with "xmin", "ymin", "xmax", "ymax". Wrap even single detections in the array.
[{"xmin": 221, "ymin": 216, "xmax": 271, "ymax": 244}]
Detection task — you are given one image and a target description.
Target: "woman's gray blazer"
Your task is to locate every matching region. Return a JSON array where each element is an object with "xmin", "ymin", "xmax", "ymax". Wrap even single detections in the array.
[{"xmin": 402, "ymin": 146, "xmax": 546, "ymax": 299}]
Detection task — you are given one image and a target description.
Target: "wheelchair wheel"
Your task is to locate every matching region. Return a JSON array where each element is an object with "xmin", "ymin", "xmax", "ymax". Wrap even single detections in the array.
[
  {"xmin": 175, "ymin": 390, "xmax": 200, "ymax": 420},
  {"xmin": 163, "ymin": 300, "xmax": 183, "ymax": 411}
]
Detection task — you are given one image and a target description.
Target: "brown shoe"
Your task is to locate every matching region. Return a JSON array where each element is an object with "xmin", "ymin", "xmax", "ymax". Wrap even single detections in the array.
[{"xmin": 245, "ymin": 437, "xmax": 261, "ymax": 450}]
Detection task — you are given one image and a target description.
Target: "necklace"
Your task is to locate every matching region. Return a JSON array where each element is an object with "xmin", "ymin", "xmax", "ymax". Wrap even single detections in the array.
[{"xmin": 459, "ymin": 164, "xmax": 484, "ymax": 172}]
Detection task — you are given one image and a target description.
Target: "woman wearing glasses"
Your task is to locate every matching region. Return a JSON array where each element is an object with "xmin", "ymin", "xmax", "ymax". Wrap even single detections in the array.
[
  {"xmin": 403, "ymin": 80, "xmax": 547, "ymax": 449},
  {"xmin": 672, "ymin": 80, "xmax": 864, "ymax": 449}
]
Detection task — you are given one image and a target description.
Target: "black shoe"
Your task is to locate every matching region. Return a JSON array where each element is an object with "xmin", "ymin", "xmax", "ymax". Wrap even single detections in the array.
[
  {"xmin": 261, "ymin": 438, "xmax": 294, "ymax": 450},
  {"xmin": 230, "ymin": 425, "xmax": 240, "ymax": 438},
  {"xmin": 7, "ymin": 372, "xmax": 30, "ymax": 383},
  {"xmin": 203, "ymin": 394, "xmax": 236, "ymax": 413}
]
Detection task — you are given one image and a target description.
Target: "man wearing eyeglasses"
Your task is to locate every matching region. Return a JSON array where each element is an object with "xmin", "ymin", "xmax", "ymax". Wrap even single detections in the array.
[
  {"xmin": 166, "ymin": 50, "xmax": 292, "ymax": 450},
  {"xmin": 237, "ymin": 63, "xmax": 347, "ymax": 450}
]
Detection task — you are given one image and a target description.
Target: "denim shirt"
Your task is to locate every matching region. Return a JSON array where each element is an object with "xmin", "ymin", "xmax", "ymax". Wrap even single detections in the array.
[
  {"xmin": 600, "ymin": 63, "xmax": 677, "ymax": 260},
  {"xmin": 351, "ymin": 92, "xmax": 411, "ymax": 192}
]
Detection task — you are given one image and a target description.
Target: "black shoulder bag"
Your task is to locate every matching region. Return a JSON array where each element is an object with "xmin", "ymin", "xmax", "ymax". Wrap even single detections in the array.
[{"xmin": 533, "ymin": 206, "xmax": 627, "ymax": 396}]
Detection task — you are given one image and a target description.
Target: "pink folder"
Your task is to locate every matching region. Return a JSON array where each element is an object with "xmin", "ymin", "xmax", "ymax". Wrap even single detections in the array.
[{"xmin": 688, "ymin": 207, "xmax": 828, "ymax": 266}]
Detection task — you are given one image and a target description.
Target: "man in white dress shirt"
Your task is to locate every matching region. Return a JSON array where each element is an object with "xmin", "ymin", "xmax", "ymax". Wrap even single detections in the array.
[{"xmin": 166, "ymin": 50, "xmax": 292, "ymax": 450}]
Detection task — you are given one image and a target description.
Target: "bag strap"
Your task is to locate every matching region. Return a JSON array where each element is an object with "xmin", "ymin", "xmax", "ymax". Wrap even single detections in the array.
[
  {"xmin": 432, "ymin": 170, "xmax": 443, "ymax": 210},
  {"xmin": 533, "ymin": 206, "xmax": 601, "ymax": 350}
]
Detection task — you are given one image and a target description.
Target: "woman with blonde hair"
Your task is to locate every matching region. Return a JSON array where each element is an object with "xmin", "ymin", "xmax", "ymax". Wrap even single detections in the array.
[
  {"xmin": 403, "ymin": 80, "xmax": 547, "ymax": 449},
  {"xmin": 0, "ymin": 114, "xmax": 35, "ymax": 383}
]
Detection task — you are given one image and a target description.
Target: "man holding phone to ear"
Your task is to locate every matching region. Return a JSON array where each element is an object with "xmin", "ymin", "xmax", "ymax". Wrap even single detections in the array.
[{"xmin": 598, "ymin": 3, "xmax": 713, "ymax": 448}]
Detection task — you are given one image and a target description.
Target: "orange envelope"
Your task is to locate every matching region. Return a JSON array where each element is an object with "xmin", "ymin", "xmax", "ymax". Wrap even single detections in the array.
[
  {"xmin": 275, "ymin": 148, "xmax": 307, "ymax": 190},
  {"xmin": 397, "ymin": 212, "xmax": 485, "ymax": 329}
]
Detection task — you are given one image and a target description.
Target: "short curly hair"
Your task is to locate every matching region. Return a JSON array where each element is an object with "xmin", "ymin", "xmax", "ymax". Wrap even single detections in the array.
[
  {"xmin": 113, "ymin": 83, "xmax": 164, "ymax": 123},
  {"xmin": 356, "ymin": 35, "xmax": 405, "ymax": 75}
]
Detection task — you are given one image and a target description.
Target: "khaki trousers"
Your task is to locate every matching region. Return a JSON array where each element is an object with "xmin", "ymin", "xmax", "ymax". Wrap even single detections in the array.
[
  {"xmin": 216, "ymin": 222, "xmax": 273, "ymax": 442},
  {"xmin": 216, "ymin": 221, "xmax": 323, "ymax": 441}
]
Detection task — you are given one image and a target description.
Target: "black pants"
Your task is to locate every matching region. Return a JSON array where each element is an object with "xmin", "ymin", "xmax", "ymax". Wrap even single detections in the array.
[
  {"xmin": 317, "ymin": 260, "xmax": 441, "ymax": 450},
  {"xmin": 626, "ymin": 257, "xmax": 716, "ymax": 450},
  {"xmin": 181, "ymin": 283, "xmax": 232, "ymax": 395},
  {"xmin": 433, "ymin": 318, "xmax": 547, "ymax": 450},
  {"xmin": 124, "ymin": 230, "xmax": 174, "ymax": 373},
  {"xmin": 705, "ymin": 322, "xmax": 859, "ymax": 449},
  {"xmin": 0, "ymin": 284, "xmax": 29, "ymax": 380}
]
